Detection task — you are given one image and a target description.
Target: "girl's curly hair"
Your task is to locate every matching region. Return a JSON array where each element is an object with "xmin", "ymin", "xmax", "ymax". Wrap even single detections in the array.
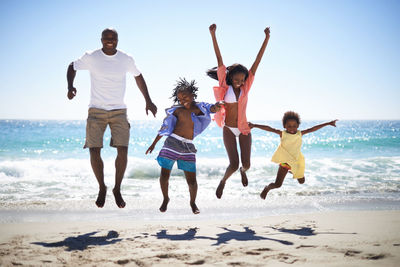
[
  {"xmin": 171, "ymin": 78, "xmax": 198, "ymax": 103},
  {"xmin": 206, "ymin": 64, "xmax": 249, "ymax": 85},
  {"xmin": 282, "ymin": 111, "xmax": 301, "ymax": 127}
]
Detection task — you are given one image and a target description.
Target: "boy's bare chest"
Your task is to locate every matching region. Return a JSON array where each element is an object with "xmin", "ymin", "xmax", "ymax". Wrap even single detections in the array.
[{"xmin": 175, "ymin": 107, "xmax": 202, "ymax": 122}]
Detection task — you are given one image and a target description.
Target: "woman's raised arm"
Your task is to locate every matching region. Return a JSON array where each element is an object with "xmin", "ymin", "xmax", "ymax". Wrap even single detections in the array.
[{"xmin": 250, "ymin": 27, "xmax": 270, "ymax": 75}]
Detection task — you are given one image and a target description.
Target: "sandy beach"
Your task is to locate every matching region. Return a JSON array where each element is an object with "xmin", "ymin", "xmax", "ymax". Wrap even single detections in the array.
[{"xmin": 0, "ymin": 210, "xmax": 399, "ymax": 266}]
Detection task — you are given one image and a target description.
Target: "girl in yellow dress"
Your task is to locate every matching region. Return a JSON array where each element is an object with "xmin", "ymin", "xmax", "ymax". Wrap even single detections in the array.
[{"xmin": 248, "ymin": 111, "xmax": 337, "ymax": 199}]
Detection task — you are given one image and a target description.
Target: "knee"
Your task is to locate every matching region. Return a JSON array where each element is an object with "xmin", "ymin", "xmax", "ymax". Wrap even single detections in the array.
[
  {"xmin": 89, "ymin": 148, "xmax": 101, "ymax": 159},
  {"xmin": 274, "ymin": 182, "xmax": 282, "ymax": 188},
  {"xmin": 160, "ymin": 175, "xmax": 169, "ymax": 182},
  {"xmin": 185, "ymin": 173, "xmax": 197, "ymax": 186},
  {"xmin": 241, "ymin": 162, "xmax": 250, "ymax": 171},
  {"xmin": 117, "ymin": 146, "xmax": 128, "ymax": 157},
  {"xmin": 90, "ymin": 147, "xmax": 101, "ymax": 154},
  {"xmin": 229, "ymin": 161, "xmax": 240, "ymax": 172},
  {"xmin": 187, "ymin": 179, "xmax": 197, "ymax": 187},
  {"xmin": 160, "ymin": 169, "xmax": 170, "ymax": 181},
  {"xmin": 298, "ymin": 178, "xmax": 305, "ymax": 184}
]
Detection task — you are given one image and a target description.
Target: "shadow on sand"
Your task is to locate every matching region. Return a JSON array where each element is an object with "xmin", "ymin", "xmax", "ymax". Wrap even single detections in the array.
[
  {"xmin": 32, "ymin": 230, "xmax": 122, "ymax": 251},
  {"xmin": 270, "ymin": 226, "xmax": 357, "ymax": 236},
  {"xmin": 154, "ymin": 226, "xmax": 294, "ymax": 246}
]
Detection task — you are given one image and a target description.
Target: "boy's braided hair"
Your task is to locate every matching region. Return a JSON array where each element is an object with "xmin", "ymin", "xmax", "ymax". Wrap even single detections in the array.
[{"xmin": 171, "ymin": 78, "xmax": 198, "ymax": 103}]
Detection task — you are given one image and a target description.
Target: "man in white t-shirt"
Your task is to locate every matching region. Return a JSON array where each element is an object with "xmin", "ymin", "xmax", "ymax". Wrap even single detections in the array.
[{"xmin": 66, "ymin": 28, "xmax": 157, "ymax": 209}]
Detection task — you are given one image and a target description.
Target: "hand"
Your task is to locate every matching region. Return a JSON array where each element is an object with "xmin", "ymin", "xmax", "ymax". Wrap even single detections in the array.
[
  {"xmin": 329, "ymin": 119, "xmax": 338, "ymax": 127},
  {"xmin": 209, "ymin": 24, "xmax": 216, "ymax": 34},
  {"xmin": 146, "ymin": 101, "xmax": 157, "ymax": 117},
  {"xmin": 212, "ymin": 101, "xmax": 224, "ymax": 112},
  {"xmin": 146, "ymin": 144, "xmax": 155, "ymax": 154},
  {"xmin": 67, "ymin": 87, "xmax": 77, "ymax": 100},
  {"xmin": 264, "ymin": 27, "xmax": 270, "ymax": 38},
  {"xmin": 248, "ymin": 122, "xmax": 255, "ymax": 129}
]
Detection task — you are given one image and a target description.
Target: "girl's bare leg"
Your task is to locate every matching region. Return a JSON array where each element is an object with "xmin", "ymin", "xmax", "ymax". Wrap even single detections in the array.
[
  {"xmin": 184, "ymin": 171, "xmax": 200, "ymax": 214},
  {"xmin": 216, "ymin": 127, "xmax": 240, "ymax": 198},
  {"xmin": 260, "ymin": 165, "xmax": 288, "ymax": 199},
  {"xmin": 159, "ymin": 168, "xmax": 171, "ymax": 212},
  {"xmin": 239, "ymin": 132, "xmax": 252, "ymax": 187}
]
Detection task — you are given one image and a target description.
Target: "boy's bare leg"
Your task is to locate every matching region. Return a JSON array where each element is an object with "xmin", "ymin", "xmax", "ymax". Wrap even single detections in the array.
[
  {"xmin": 217, "ymin": 127, "xmax": 240, "ymax": 198},
  {"xmin": 90, "ymin": 148, "xmax": 107, "ymax": 208},
  {"xmin": 260, "ymin": 165, "xmax": 288, "ymax": 199},
  {"xmin": 113, "ymin": 146, "xmax": 127, "ymax": 208},
  {"xmin": 298, "ymin": 177, "xmax": 305, "ymax": 184},
  {"xmin": 184, "ymin": 171, "xmax": 200, "ymax": 214},
  {"xmin": 239, "ymin": 132, "xmax": 252, "ymax": 187},
  {"xmin": 159, "ymin": 168, "xmax": 171, "ymax": 212}
]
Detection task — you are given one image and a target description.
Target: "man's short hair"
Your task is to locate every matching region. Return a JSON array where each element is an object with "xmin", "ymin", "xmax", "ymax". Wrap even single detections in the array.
[{"xmin": 102, "ymin": 28, "xmax": 118, "ymax": 38}]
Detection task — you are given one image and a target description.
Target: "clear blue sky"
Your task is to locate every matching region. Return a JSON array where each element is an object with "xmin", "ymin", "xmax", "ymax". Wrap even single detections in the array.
[{"xmin": 0, "ymin": 0, "xmax": 399, "ymax": 120}]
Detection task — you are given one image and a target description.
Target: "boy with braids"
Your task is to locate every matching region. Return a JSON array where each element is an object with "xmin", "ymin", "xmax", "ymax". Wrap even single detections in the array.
[{"xmin": 146, "ymin": 78, "xmax": 222, "ymax": 214}]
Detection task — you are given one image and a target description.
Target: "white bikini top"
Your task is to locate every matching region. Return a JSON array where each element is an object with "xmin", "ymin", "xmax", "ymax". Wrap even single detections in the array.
[{"xmin": 224, "ymin": 86, "xmax": 241, "ymax": 103}]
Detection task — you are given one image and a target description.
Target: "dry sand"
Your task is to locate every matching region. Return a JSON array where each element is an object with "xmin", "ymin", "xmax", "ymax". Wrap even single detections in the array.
[{"xmin": 1, "ymin": 210, "xmax": 399, "ymax": 266}]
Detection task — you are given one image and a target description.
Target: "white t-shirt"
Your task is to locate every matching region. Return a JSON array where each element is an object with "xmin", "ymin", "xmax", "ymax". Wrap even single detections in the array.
[{"xmin": 73, "ymin": 49, "xmax": 141, "ymax": 110}]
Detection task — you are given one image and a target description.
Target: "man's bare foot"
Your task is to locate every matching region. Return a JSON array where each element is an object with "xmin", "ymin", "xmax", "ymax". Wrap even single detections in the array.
[
  {"xmin": 159, "ymin": 198, "xmax": 169, "ymax": 212},
  {"xmin": 95, "ymin": 186, "xmax": 107, "ymax": 208},
  {"xmin": 190, "ymin": 202, "xmax": 200, "ymax": 214},
  {"xmin": 112, "ymin": 188, "xmax": 126, "ymax": 208},
  {"xmin": 216, "ymin": 181, "xmax": 225, "ymax": 199},
  {"xmin": 240, "ymin": 167, "xmax": 248, "ymax": 187},
  {"xmin": 260, "ymin": 186, "xmax": 270, "ymax": 199}
]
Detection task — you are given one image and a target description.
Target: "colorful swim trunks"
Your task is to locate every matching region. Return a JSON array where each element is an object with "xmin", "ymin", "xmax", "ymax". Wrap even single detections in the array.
[{"xmin": 157, "ymin": 134, "xmax": 197, "ymax": 173}]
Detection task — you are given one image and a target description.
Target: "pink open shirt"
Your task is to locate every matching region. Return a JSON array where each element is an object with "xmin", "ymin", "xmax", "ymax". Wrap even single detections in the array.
[{"xmin": 213, "ymin": 65, "xmax": 255, "ymax": 135}]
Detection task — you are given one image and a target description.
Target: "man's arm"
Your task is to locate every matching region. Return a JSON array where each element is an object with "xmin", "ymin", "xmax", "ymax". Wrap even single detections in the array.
[
  {"xmin": 67, "ymin": 62, "xmax": 77, "ymax": 100},
  {"xmin": 250, "ymin": 27, "xmax": 270, "ymax": 75},
  {"xmin": 301, "ymin": 120, "xmax": 338, "ymax": 135},
  {"xmin": 134, "ymin": 74, "xmax": 157, "ymax": 117}
]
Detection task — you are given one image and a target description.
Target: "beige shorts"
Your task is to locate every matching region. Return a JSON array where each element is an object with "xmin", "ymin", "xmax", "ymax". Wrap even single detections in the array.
[{"xmin": 84, "ymin": 108, "xmax": 130, "ymax": 149}]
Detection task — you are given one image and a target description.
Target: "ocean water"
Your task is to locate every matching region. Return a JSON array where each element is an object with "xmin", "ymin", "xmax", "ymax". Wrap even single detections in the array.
[{"xmin": 0, "ymin": 119, "xmax": 399, "ymax": 222}]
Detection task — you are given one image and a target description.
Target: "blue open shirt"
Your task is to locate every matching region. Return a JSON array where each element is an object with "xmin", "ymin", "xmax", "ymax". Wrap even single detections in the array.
[{"xmin": 158, "ymin": 102, "xmax": 215, "ymax": 139}]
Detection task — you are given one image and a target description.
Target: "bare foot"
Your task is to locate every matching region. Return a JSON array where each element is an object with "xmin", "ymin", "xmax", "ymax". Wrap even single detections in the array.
[
  {"xmin": 159, "ymin": 198, "xmax": 170, "ymax": 212},
  {"xmin": 298, "ymin": 177, "xmax": 305, "ymax": 184},
  {"xmin": 95, "ymin": 186, "xmax": 107, "ymax": 208},
  {"xmin": 240, "ymin": 167, "xmax": 248, "ymax": 187},
  {"xmin": 190, "ymin": 202, "xmax": 200, "ymax": 214},
  {"xmin": 260, "ymin": 186, "xmax": 270, "ymax": 199},
  {"xmin": 112, "ymin": 188, "xmax": 126, "ymax": 208},
  {"xmin": 216, "ymin": 181, "xmax": 225, "ymax": 199}
]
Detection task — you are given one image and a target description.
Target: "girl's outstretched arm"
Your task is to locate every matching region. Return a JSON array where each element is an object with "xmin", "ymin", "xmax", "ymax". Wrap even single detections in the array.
[
  {"xmin": 250, "ymin": 27, "xmax": 270, "ymax": 75},
  {"xmin": 209, "ymin": 24, "xmax": 223, "ymax": 67},
  {"xmin": 248, "ymin": 122, "xmax": 282, "ymax": 136},
  {"xmin": 301, "ymin": 120, "xmax": 338, "ymax": 135},
  {"xmin": 146, "ymin": 135, "xmax": 163, "ymax": 154}
]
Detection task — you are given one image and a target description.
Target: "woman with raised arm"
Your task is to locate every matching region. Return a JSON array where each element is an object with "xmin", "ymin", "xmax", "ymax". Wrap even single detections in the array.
[{"xmin": 207, "ymin": 24, "xmax": 270, "ymax": 199}]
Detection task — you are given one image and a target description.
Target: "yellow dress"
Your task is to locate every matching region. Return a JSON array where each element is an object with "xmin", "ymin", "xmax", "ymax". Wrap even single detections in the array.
[{"xmin": 271, "ymin": 130, "xmax": 305, "ymax": 179}]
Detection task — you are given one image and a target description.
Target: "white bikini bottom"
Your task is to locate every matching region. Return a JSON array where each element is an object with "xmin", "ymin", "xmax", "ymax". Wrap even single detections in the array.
[{"xmin": 225, "ymin": 126, "xmax": 241, "ymax": 137}]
